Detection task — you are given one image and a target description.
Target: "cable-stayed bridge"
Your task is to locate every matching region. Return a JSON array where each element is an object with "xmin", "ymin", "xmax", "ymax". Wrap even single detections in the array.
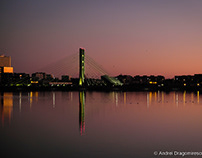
[
  {"xmin": 39, "ymin": 48, "xmax": 122, "ymax": 87},
  {"xmin": 40, "ymin": 51, "xmax": 108, "ymax": 79}
]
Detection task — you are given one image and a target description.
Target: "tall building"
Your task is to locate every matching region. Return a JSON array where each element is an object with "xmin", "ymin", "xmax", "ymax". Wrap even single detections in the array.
[
  {"xmin": 0, "ymin": 55, "xmax": 13, "ymax": 84},
  {"xmin": 0, "ymin": 55, "xmax": 13, "ymax": 73},
  {"xmin": 0, "ymin": 55, "xmax": 11, "ymax": 67}
]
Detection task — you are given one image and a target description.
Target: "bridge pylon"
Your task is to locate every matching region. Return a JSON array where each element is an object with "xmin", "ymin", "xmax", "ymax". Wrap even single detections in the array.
[{"xmin": 79, "ymin": 48, "xmax": 85, "ymax": 86}]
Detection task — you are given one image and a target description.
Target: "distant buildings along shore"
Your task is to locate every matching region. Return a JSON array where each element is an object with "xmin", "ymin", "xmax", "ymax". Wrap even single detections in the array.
[{"xmin": 1, "ymin": 55, "xmax": 202, "ymax": 91}]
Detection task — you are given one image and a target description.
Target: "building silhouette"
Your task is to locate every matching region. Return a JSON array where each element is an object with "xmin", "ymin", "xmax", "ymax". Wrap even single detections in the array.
[{"xmin": 0, "ymin": 55, "xmax": 13, "ymax": 84}]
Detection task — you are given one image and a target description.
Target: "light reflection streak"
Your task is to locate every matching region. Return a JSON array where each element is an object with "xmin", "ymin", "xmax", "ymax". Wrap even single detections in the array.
[
  {"xmin": 149, "ymin": 92, "xmax": 152, "ymax": 106},
  {"xmin": 147, "ymin": 92, "xmax": 149, "ymax": 108},
  {"xmin": 161, "ymin": 92, "xmax": 164, "ymax": 104},
  {"xmin": 30, "ymin": 91, "xmax": 33, "ymax": 108},
  {"xmin": 35, "ymin": 92, "xmax": 38, "ymax": 102},
  {"xmin": 112, "ymin": 92, "xmax": 115, "ymax": 104},
  {"xmin": 183, "ymin": 91, "xmax": 186, "ymax": 105},
  {"xmin": 197, "ymin": 91, "xmax": 199, "ymax": 104},
  {"xmin": 29, "ymin": 92, "xmax": 39, "ymax": 108},
  {"xmin": 191, "ymin": 92, "xmax": 194, "ymax": 103},
  {"xmin": 176, "ymin": 93, "xmax": 178, "ymax": 107},
  {"xmin": 154, "ymin": 92, "xmax": 157, "ymax": 102},
  {"xmin": 28, "ymin": 92, "xmax": 30, "ymax": 101},
  {"xmin": 53, "ymin": 92, "xmax": 55, "ymax": 108},
  {"xmin": 158, "ymin": 91, "xmax": 160, "ymax": 102},
  {"xmin": 19, "ymin": 92, "xmax": 22, "ymax": 112},
  {"xmin": 115, "ymin": 92, "xmax": 118, "ymax": 106},
  {"xmin": 124, "ymin": 92, "xmax": 126, "ymax": 105},
  {"xmin": 70, "ymin": 92, "xmax": 73, "ymax": 101}
]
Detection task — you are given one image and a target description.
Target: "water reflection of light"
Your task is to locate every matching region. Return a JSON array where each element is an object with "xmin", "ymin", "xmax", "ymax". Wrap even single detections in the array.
[
  {"xmin": 161, "ymin": 92, "xmax": 164, "ymax": 104},
  {"xmin": 0, "ymin": 92, "xmax": 13, "ymax": 126},
  {"xmin": 146, "ymin": 92, "xmax": 158, "ymax": 107},
  {"xmin": 183, "ymin": 91, "xmax": 186, "ymax": 105},
  {"xmin": 29, "ymin": 92, "xmax": 39, "ymax": 108},
  {"xmin": 158, "ymin": 91, "xmax": 160, "ymax": 102},
  {"xmin": 115, "ymin": 92, "xmax": 118, "ymax": 106},
  {"xmin": 79, "ymin": 91, "xmax": 85, "ymax": 136},
  {"xmin": 35, "ymin": 92, "xmax": 38, "ymax": 102},
  {"xmin": 109, "ymin": 92, "xmax": 119, "ymax": 105},
  {"xmin": 70, "ymin": 92, "xmax": 73, "ymax": 101},
  {"xmin": 149, "ymin": 92, "xmax": 152, "ymax": 105},
  {"xmin": 112, "ymin": 92, "xmax": 115, "ymax": 104},
  {"xmin": 124, "ymin": 92, "xmax": 126, "ymax": 105},
  {"xmin": 30, "ymin": 92, "xmax": 33, "ymax": 107},
  {"xmin": 19, "ymin": 92, "xmax": 22, "ymax": 112},
  {"xmin": 53, "ymin": 92, "xmax": 55, "ymax": 108},
  {"xmin": 154, "ymin": 92, "xmax": 157, "ymax": 102},
  {"xmin": 191, "ymin": 92, "xmax": 194, "ymax": 103},
  {"xmin": 197, "ymin": 91, "xmax": 199, "ymax": 104},
  {"xmin": 176, "ymin": 93, "xmax": 178, "ymax": 107},
  {"xmin": 147, "ymin": 92, "xmax": 149, "ymax": 108}
]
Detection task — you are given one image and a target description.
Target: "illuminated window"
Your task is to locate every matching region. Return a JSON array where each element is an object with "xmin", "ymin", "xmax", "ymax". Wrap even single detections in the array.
[{"xmin": 3, "ymin": 67, "xmax": 13, "ymax": 73}]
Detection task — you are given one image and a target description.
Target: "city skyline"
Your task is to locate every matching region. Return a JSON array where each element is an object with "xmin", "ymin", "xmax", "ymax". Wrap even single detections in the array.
[{"xmin": 1, "ymin": 0, "xmax": 202, "ymax": 78}]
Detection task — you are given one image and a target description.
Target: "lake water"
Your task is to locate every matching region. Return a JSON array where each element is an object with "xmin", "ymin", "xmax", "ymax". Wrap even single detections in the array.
[{"xmin": 1, "ymin": 91, "xmax": 202, "ymax": 158}]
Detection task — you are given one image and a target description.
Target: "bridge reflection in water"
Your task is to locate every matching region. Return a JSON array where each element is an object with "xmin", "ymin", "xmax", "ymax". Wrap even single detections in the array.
[
  {"xmin": 0, "ymin": 91, "xmax": 201, "ymax": 130},
  {"xmin": 79, "ymin": 91, "xmax": 85, "ymax": 135}
]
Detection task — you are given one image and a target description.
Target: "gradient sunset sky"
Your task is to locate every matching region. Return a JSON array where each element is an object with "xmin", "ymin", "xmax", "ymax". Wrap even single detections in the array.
[{"xmin": 0, "ymin": 0, "xmax": 202, "ymax": 78}]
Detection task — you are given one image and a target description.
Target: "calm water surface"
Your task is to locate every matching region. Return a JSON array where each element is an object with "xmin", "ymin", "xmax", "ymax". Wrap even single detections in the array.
[{"xmin": 1, "ymin": 91, "xmax": 202, "ymax": 158}]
